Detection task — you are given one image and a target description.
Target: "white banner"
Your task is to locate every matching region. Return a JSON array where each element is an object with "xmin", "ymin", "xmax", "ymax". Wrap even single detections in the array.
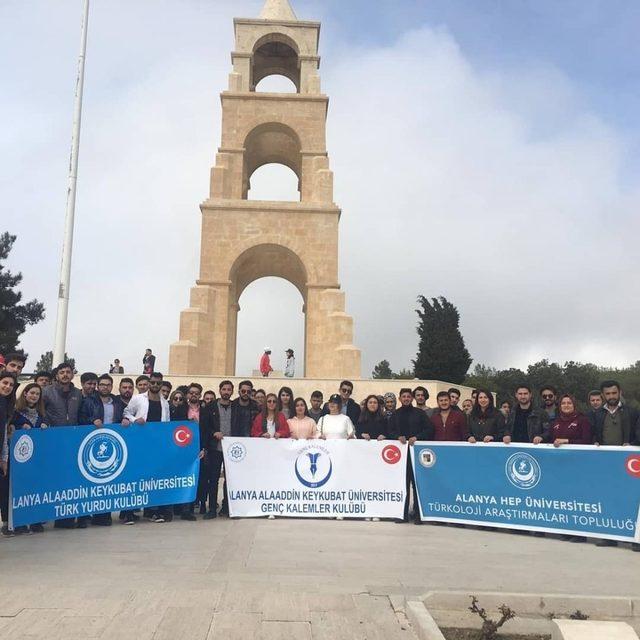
[{"xmin": 222, "ymin": 438, "xmax": 408, "ymax": 519}]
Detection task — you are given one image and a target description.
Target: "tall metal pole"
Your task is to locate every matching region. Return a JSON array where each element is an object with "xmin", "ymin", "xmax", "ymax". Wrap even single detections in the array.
[{"xmin": 53, "ymin": 0, "xmax": 90, "ymax": 367}]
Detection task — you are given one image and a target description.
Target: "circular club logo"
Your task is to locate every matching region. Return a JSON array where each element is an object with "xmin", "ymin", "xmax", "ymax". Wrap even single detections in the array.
[
  {"xmin": 295, "ymin": 446, "xmax": 332, "ymax": 488},
  {"xmin": 228, "ymin": 442, "xmax": 247, "ymax": 463},
  {"xmin": 626, "ymin": 455, "xmax": 640, "ymax": 478},
  {"xmin": 173, "ymin": 425, "xmax": 193, "ymax": 447},
  {"xmin": 13, "ymin": 434, "xmax": 34, "ymax": 463},
  {"xmin": 77, "ymin": 429, "xmax": 128, "ymax": 484},
  {"xmin": 505, "ymin": 452, "xmax": 541, "ymax": 490},
  {"xmin": 381, "ymin": 445, "xmax": 401, "ymax": 465},
  {"xmin": 418, "ymin": 448, "xmax": 436, "ymax": 468}
]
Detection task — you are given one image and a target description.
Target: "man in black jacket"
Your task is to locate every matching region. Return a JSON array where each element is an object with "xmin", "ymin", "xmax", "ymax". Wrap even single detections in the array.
[
  {"xmin": 389, "ymin": 388, "xmax": 434, "ymax": 524},
  {"xmin": 322, "ymin": 380, "xmax": 361, "ymax": 425},
  {"xmin": 591, "ymin": 380, "xmax": 639, "ymax": 551},
  {"xmin": 503, "ymin": 384, "xmax": 549, "ymax": 444}
]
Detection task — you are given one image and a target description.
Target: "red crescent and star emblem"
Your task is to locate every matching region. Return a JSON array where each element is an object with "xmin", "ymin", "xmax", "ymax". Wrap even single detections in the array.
[
  {"xmin": 173, "ymin": 426, "xmax": 193, "ymax": 447},
  {"xmin": 381, "ymin": 445, "xmax": 401, "ymax": 465},
  {"xmin": 626, "ymin": 455, "xmax": 640, "ymax": 478}
]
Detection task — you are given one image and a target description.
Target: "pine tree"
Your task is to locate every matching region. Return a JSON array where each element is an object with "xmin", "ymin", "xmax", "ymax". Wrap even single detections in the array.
[
  {"xmin": 372, "ymin": 360, "xmax": 394, "ymax": 379},
  {"xmin": 413, "ymin": 296, "xmax": 472, "ymax": 383},
  {"xmin": 35, "ymin": 351, "xmax": 75, "ymax": 373},
  {"xmin": 0, "ymin": 233, "xmax": 45, "ymax": 354}
]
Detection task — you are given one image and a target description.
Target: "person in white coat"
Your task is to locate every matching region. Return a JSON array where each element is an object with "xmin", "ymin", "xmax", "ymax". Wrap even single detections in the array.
[
  {"xmin": 317, "ymin": 394, "xmax": 355, "ymax": 440},
  {"xmin": 121, "ymin": 372, "xmax": 171, "ymax": 524},
  {"xmin": 284, "ymin": 349, "xmax": 295, "ymax": 378}
]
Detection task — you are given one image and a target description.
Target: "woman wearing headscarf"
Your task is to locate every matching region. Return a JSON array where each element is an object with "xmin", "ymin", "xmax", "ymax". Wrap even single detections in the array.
[{"xmin": 383, "ymin": 392, "xmax": 396, "ymax": 423}]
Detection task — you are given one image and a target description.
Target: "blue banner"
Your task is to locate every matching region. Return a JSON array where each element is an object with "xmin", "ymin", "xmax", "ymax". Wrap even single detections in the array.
[
  {"xmin": 9, "ymin": 421, "xmax": 200, "ymax": 527},
  {"xmin": 411, "ymin": 443, "xmax": 640, "ymax": 542}
]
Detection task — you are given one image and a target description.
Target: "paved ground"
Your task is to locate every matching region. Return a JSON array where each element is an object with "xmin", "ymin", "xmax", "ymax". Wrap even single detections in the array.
[{"xmin": 0, "ymin": 517, "xmax": 638, "ymax": 638}]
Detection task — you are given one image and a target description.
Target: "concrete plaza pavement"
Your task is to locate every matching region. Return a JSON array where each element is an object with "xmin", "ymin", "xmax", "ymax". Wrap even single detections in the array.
[{"xmin": 0, "ymin": 517, "xmax": 638, "ymax": 638}]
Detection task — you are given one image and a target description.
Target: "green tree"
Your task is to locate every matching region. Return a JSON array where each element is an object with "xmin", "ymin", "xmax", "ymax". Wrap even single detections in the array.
[
  {"xmin": 413, "ymin": 296, "xmax": 472, "ymax": 383},
  {"xmin": 0, "ymin": 232, "xmax": 45, "ymax": 354},
  {"xmin": 372, "ymin": 360, "xmax": 394, "ymax": 379},
  {"xmin": 35, "ymin": 351, "xmax": 75, "ymax": 373},
  {"xmin": 394, "ymin": 368, "xmax": 415, "ymax": 380}
]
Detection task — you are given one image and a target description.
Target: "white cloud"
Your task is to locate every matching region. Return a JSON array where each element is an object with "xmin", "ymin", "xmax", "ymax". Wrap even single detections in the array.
[{"xmin": 2, "ymin": 1, "xmax": 638, "ymax": 378}]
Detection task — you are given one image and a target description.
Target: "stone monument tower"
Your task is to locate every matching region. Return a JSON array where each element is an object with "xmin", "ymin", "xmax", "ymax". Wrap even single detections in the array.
[{"xmin": 169, "ymin": 0, "xmax": 361, "ymax": 378}]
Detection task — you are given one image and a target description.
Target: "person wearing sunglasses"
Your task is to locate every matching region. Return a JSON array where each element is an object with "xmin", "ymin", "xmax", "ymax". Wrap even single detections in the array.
[
  {"xmin": 539, "ymin": 386, "xmax": 558, "ymax": 422},
  {"xmin": 251, "ymin": 393, "xmax": 290, "ymax": 439},
  {"xmin": 122, "ymin": 372, "xmax": 171, "ymax": 524},
  {"xmin": 169, "ymin": 390, "xmax": 186, "ymax": 420},
  {"xmin": 322, "ymin": 380, "xmax": 360, "ymax": 426}
]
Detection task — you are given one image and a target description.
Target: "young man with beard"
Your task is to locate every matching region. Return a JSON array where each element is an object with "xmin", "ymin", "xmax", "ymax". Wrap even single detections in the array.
[
  {"xmin": 4, "ymin": 353, "xmax": 27, "ymax": 377},
  {"xmin": 503, "ymin": 384, "xmax": 549, "ymax": 445},
  {"xmin": 540, "ymin": 386, "xmax": 559, "ymax": 422},
  {"xmin": 413, "ymin": 386, "xmax": 433, "ymax": 416},
  {"xmin": 33, "ymin": 371, "xmax": 52, "ymax": 388},
  {"xmin": 122, "ymin": 372, "xmax": 171, "ymax": 524},
  {"xmin": 80, "ymin": 372, "xmax": 98, "ymax": 399},
  {"xmin": 389, "ymin": 388, "xmax": 434, "ymax": 524},
  {"xmin": 160, "ymin": 380, "xmax": 173, "ymax": 400},
  {"xmin": 592, "ymin": 380, "xmax": 640, "ymax": 551},
  {"xmin": 430, "ymin": 391, "xmax": 467, "ymax": 441},
  {"xmin": 43, "ymin": 362, "xmax": 85, "ymax": 529},
  {"xmin": 199, "ymin": 380, "xmax": 234, "ymax": 519}
]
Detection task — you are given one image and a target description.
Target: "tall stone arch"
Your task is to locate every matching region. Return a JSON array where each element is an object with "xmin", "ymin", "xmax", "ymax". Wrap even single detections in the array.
[{"xmin": 169, "ymin": 0, "xmax": 361, "ymax": 378}]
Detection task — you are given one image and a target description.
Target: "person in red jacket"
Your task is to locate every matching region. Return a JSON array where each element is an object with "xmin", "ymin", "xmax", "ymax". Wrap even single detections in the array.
[
  {"xmin": 259, "ymin": 349, "xmax": 273, "ymax": 378},
  {"xmin": 548, "ymin": 394, "xmax": 592, "ymax": 447},
  {"xmin": 251, "ymin": 393, "xmax": 290, "ymax": 438},
  {"xmin": 430, "ymin": 391, "xmax": 469, "ymax": 441}
]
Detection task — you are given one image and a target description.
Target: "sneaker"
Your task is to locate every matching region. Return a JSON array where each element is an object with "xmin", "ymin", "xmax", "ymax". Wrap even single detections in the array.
[
  {"xmin": 150, "ymin": 514, "xmax": 165, "ymax": 524},
  {"xmin": 123, "ymin": 513, "xmax": 135, "ymax": 526},
  {"xmin": 372, "ymin": 517, "xmax": 380, "ymax": 522},
  {"xmin": 569, "ymin": 536, "xmax": 586, "ymax": 543},
  {"xmin": 14, "ymin": 526, "xmax": 29, "ymax": 535},
  {"xmin": 268, "ymin": 515, "xmax": 275, "ymax": 520},
  {"xmin": 336, "ymin": 516, "xmax": 343, "ymax": 521},
  {"xmin": 203, "ymin": 511, "xmax": 217, "ymax": 520},
  {"xmin": 76, "ymin": 518, "xmax": 89, "ymax": 529},
  {"xmin": 181, "ymin": 512, "xmax": 197, "ymax": 522},
  {"xmin": 631, "ymin": 543, "xmax": 640, "ymax": 553},
  {"xmin": 54, "ymin": 519, "xmax": 76, "ymax": 530},
  {"xmin": 30, "ymin": 523, "xmax": 44, "ymax": 533},
  {"xmin": 1, "ymin": 525, "xmax": 15, "ymax": 537},
  {"xmin": 199, "ymin": 503, "xmax": 207, "ymax": 515}
]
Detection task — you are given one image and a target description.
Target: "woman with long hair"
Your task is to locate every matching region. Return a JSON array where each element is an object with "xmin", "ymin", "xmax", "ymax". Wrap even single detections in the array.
[
  {"xmin": 287, "ymin": 398, "xmax": 318, "ymax": 440},
  {"xmin": 467, "ymin": 389, "xmax": 505, "ymax": 443},
  {"xmin": 169, "ymin": 389, "xmax": 186, "ymax": 420},
  {"xmin": 0, "ymin": 372, "xmax": 18, "ymax": 537},
  {"xmin": 277, "ymin": 386, "xmax": 294, "ymax": 419},
  {"xmin": 251, "ymin": 393, "xmax": 290, "ymax": 439},
  {"xmin": 357, "ymin": 395, "xmax": 387, "ymax": 441},
  {"xmin": 7, "ymin": 382, "xmax": 47, "ymax": 534}
]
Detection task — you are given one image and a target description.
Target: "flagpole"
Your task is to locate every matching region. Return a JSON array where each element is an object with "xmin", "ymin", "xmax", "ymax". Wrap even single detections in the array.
[{"xmin": 53, "ymin": 0, "xmax": 90, "ymax": 368}]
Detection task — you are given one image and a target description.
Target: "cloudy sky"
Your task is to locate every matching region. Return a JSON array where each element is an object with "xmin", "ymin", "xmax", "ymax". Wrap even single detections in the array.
[{"xmin": 2, "ymin": 0, "xmax": 639, "ymax": 378}]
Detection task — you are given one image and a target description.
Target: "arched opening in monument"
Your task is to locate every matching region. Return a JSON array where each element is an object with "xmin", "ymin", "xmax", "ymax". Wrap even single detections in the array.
[
  {"xmin": 235, "ymin": 277, "xmax": 305, "ymax": 377},
  {"xmin": 248, "ymin": 163, "xmax": 300, "ymax": 201},
  {"xmin": 242, "ymin": 123, "xmax": 302, "ymax": 200},
  {"xmin": 251, "ymin": 34, "xmax": 300, "ymax": 93},
  {"xmin": 228, "ymin": 243, "xmax": 308, "ymax": 377},
  {"xmin": 255, "ymin": 74, "xmax": 298, "ymax": 93}
]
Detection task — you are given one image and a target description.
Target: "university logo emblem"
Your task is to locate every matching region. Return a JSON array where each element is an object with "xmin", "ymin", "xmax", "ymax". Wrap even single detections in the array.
[
  {"xmin": 505, "ymin": 452, "xmax": 541, "ymax": 490},
  {"xmin": 294, "ymin": 445, "xmax": 332, "ymax": 488},
  {"xmin": 228, "ymin": 442, "xmax": 247, "ymax": 463},
  {"xmin": 13, "ymin": 434, "xmax": 34, "ymax": 463},
  {"xmin": 77, "ymin": 429, "xmax": 128, "ymax": 484},
  {"xmin": 418, "ymin": 448, "xmax": 436, "ymax": 468}
]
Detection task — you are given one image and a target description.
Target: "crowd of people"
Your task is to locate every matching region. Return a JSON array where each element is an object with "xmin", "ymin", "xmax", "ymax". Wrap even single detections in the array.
[{"xmin": 0, "ymin": 350, "xmax": 638, "ymax": 552}]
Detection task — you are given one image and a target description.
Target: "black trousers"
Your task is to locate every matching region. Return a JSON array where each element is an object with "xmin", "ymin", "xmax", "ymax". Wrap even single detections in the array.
[{"xmin": 207, "ymin": 449, "xmax": 228, "ymax": 513}]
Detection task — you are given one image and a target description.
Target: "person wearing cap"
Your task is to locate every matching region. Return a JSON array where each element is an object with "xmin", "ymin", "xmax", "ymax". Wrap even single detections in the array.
[
  {"xmin": 260, "ymin": 349, "xmax": 273, "ymax": 378},
  {"xmin": 284, "ymin": 349, "xmax": 295, "ymax": 378},
  {"xmin": 321, "ymin": 380, "xmax": 361, "ymax": 425},
  {"xmin": 317, "ymin": 394, "xmax": 355, "ymax": 440}
]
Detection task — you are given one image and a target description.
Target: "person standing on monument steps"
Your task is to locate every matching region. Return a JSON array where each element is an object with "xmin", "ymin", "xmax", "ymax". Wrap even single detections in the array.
[
  {"xmin": 284, "ymin": 349, "xmax": 295, "ymax": 378},
  {"xmin": 142, "ymin": 349, "xmax": 155, "ymax": 375},
  {"xmin": 260, "ymin": 349, "xmax": 273, "ymax": 377}
]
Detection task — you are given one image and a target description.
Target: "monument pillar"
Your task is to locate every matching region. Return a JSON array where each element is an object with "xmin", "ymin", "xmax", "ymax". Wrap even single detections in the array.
[{"xmin": 169, "ymin": 0, "xmax": 361, "ymax": 378}]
